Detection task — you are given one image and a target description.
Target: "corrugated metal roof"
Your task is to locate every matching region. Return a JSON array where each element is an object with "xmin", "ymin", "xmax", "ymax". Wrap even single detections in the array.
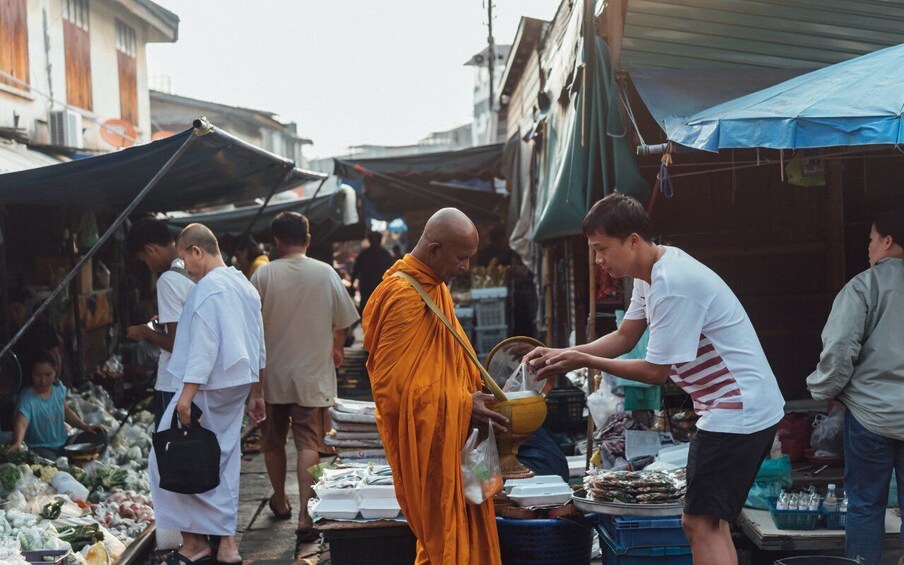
[{"xmin": 619, "ymin": 0, "xmax": 904, "ymax": 70}]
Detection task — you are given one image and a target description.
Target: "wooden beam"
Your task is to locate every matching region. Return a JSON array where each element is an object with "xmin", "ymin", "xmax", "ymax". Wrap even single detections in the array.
[{"xmin": 606, "ymin": 0, "xmax": 626, "ymax": 70}]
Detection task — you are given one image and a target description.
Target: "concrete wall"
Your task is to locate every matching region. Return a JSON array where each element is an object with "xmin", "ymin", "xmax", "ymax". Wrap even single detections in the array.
[{"xmin": 0, "ymin": 0, "xmax": 162, "ymax": 150}]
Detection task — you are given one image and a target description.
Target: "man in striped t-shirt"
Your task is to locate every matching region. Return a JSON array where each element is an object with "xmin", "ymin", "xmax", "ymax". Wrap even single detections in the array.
[{"xmin": 526, "ymin": 193, "xmax": 784, "ymax": 565}]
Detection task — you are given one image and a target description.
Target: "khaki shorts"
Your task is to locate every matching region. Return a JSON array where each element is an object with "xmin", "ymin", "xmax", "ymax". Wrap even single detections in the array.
[{"xmin": 260, "ymin": 404, "xmax": 335, "ymax": 456}]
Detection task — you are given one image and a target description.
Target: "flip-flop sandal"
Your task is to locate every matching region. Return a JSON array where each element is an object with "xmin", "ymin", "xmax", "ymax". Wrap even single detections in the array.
[
  {"xmin": 164, "ymin": 552, "xmax": 214, "ymax": 565},
  {"xmin": 268, "ymin": 494, "xmax": 292, "ymax": 520}
]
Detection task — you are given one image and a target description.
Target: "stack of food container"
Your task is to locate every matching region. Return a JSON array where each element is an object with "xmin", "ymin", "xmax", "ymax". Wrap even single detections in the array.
[{"xmin": 325, "ymin": 399, "xmax": 385, "ymax": 462}]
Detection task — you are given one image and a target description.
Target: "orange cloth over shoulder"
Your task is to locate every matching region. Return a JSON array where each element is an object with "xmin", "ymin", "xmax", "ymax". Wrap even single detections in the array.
[{"xmin": 363, "ymin": 254, "xmax": 501, "ymax": 565}]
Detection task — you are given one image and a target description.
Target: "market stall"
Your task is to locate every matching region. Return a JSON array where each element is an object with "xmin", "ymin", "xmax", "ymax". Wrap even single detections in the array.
[{"xmin": 0, "ymin": 119, "xmax": 328, "ymax": 564}]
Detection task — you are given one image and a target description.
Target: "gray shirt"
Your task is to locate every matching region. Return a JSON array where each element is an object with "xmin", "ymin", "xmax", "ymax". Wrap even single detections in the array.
[{"xmin": 807, "ymin": 257, "xmax": 904, "ymax": 440}]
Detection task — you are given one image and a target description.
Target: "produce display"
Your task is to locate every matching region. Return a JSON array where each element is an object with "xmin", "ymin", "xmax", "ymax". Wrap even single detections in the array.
[
  {"xmin": 0, "ymin": 385, "xmax": 156, "ymax": 565},
  {"xmin": 583, "ymin": 468, "xmax": 687, "ymax": 505}
]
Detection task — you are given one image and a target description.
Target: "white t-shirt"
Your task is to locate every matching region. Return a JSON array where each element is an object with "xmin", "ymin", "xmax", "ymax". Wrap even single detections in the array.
[
  {"xmin": 167, "ymin": 267, "xmax": 266, "ymax": 390},
  {"xmin": 251, "ymin": 256, "xmax": 359, "ymax": 406},
  {"xmin": 154, "ymin": 258, "xmax": 195, "ymax": 392},
  {"xmin": 624, "ymin": 247, "xmax": 785, "ymax": 434}
]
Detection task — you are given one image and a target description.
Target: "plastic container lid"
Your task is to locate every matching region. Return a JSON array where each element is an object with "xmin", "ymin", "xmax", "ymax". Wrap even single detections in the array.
[
  {"xmin": 504, "ymin": 475, "xmax": 566, "ymax": 494},
  {"xmin": 508, "ymin": 483, "xmax": 573, "ymax": 507},
  {"xmin": 314, "ymin": 485, "xmax": 358, "ymax": 499}
]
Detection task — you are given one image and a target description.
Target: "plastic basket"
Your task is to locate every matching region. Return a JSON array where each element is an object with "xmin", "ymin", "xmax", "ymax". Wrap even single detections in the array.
[
  {"xmin": 321, "ymin": 523, "xmax": 416, "ymax": 565},
  {"xmin": 471, "ymin": 287, "xmax": 507, "ymax": 300},
  {"xmin": 474, "ymin": 299, "xmax": 507, "ymax": 328},
  {"xmin": 496, "ymin": 517, "xmax": 593, "ymax": 565},
  {"xmin": 475, "ymin": 327, "xmax": 508, "ymax": 354},
  {"xmin": 599, "ymin": 529, "xmax": 692, "ymax": 565},
  {"xmin": 822, "ymin": 507, "xmax": 846, "ymax": 530},
  {"xmin": 545, "ymin": 387, "xmax": 585, "ymax": 432},
  {"xmin": 767, "ymin": 497, "xmax": 819, "ymax": 530},
  {"xmin": 598, "ymin": 514, "xmax": 688, "ymax": 549}
]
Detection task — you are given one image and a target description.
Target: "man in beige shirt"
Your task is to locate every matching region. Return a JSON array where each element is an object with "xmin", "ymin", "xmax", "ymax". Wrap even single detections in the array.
[{"xmin": 250, "ymin": 212, "xmax": 359, "ymax": 556}]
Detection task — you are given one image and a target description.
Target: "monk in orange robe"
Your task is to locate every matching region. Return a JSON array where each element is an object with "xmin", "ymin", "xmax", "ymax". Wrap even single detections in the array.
[{"xmin": 363, "ymin": 208, "xmax": 508, "ymax": 565}]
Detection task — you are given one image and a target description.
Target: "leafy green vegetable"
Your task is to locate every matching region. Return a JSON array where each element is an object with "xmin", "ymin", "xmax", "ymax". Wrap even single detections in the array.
[
  {"xmin": 0, "ymin": 463, "xmax": 21, "ymax": 494},
  {"xmin": 41, "ymin": 499, "xmax": 65, "ymax": 520}
]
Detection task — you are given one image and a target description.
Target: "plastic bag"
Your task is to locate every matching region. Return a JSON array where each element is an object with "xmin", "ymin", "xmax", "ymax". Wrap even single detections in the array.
[
  {"xmin": 461, "ymin": 421, "xmax": 503, "ymax": 505},
  {"xmin": 502, "ymin": 363, "xmax": 543, "ymax": 394},
  {"xmin": 810, "ymin": 403, "xmax": 845, "ymax": 457},
  {"xmin": 745, "ymin": 455, "xmax": 792, "ymax": 510},
  {"xmin": 586, "ymin": 383, "xmax": 620, "ymax": 429}
]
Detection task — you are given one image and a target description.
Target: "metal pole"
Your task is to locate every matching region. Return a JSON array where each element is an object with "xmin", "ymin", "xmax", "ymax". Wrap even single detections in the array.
[
  {"xmin": 237, "ymin": 168, "xmax": 295, "ymax": 242},
  {"xmin": 0, "ymin": 127, "xmax": 202, "ymax": 364},
  {"xmin": 486, "ymin": 0, "xmax": 496, "ymax": 144},
  {"xmin": 299, "ymin": 177, "xmax": 329, "ymax": 217}
]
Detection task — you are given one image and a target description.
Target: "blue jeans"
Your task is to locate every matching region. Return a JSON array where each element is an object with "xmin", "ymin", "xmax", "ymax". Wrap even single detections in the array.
[{"xmin": 844, "ymin": 410, "xmax": 904, "ymax": 565}]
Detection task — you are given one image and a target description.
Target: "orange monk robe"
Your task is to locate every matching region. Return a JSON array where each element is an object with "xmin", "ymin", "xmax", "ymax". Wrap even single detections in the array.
[{"xmin": 363, "ymin": 254, "xmax": 501, "ymax": 565}]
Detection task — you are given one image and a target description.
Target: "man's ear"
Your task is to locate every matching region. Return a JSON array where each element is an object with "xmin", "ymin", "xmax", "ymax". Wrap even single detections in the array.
[
  {"xmin": 306, "ymin": 234, "xmax": 312, "ymax": 247},
  {"xmin": 427, "ymin": 241, "xmax": 441, "ymax": 256}
]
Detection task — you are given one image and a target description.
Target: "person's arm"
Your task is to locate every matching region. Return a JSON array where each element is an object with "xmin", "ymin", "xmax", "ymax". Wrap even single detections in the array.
[
  {"xmin": 125, "ymin": 322, "xmax": 177, "ymax": 352},
  {"xmin": 332, "ymin": 328, "xmax": 347, "ymax": 367},
  {"xmin": 525, "ymin": 318, "xmax": 647, "ymax": 377},
  {"xmin": 807, "ymin": 282, "xmax": 867, "ymax": 400},
  {"xmin": 247, "ymin": 368, "xmax": 266, "ymax": 426},
  {"xmin": 4, "ymin": 413, "xmax": 28, "ymax": 453},
  {"xmin": 64, "ymin": 403, "xmax": 101, "ymax": 434},
  {"xmin": 175, "ymin": 383, "xmax": 201, "ymax": 427}
]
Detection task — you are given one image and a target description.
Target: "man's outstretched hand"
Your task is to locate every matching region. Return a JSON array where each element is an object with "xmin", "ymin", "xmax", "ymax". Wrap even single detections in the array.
[
  {"xmin": 471, "ymin": 392, "xmax": 509, "ymax": 433},
  {"xmin": 523, "ymin": 346, "xmax": 592, "ymax": 379}
]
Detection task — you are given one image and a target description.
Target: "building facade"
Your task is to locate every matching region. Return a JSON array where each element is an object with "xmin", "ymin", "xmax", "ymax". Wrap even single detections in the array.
[{"xmin": 0, "ymin": 0, "xmax": 178, "ymax": 151}]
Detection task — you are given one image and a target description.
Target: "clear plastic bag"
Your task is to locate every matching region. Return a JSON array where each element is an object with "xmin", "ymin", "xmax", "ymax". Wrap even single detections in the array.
[
  {"xmin": 502, "ymin": 362, "xmax": 543, "ymax": 394},
  {"xmin": 461, "ymin": 421, "xmax": 503, "ymax": 505},
  {"xmin": 811, "ymin": 402, "xmax": 845, "ymax": 457}
]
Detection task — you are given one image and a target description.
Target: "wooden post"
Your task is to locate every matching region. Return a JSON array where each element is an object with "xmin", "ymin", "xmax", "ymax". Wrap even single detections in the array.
[
  {"xmin": 606, "ymin": 0, "xmax": 625, "ymax": 70},
  {"xmin": 543, "ymin": 248, "xmax": 553, "ymax": 346},
  {"xmin": 585, "ymin": 245, "xmax": 598, "ymax": 469},
  {"xmin": 825, "ymin": 160, "xmax": 846, "ymax": 292}
]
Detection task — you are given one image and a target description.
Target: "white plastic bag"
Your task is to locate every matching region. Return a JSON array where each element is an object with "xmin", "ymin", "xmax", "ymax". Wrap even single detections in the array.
[
  {"xmin": 810, "ymin": 403, "xmax": 845, "ymax": 457},
  {"xmin": 51, "ymin": 471, "xmax": 89, "ymax": 502},
  {"xmin": 461, "ymin": 422, "xmax": 503, "ymax": 505},
  {"xmin": 502, "ymin": 363, "xmax": 543, "ymax": 394},
  {"xmin": 586, "ymin": 383, "xmax": 620, "ymax": 429}
]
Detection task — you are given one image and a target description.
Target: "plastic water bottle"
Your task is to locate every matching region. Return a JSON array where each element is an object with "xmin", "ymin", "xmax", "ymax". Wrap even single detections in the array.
[
  {"xmin": 777, "ymin": 490, "xmax": 789, "ymax": 510},
  {"xmin": 840, "ymin": 495, "xmax": 848, "ymax": 513},
  {"xmin": 824, "ymin": 484, "xmax": 838, "ymax": 513},
  {"xmin": 807, "ymin": 492, "xmax": 820, "ymax": 512}
]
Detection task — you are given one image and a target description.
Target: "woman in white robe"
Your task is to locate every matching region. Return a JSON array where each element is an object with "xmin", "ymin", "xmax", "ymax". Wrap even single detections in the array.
[{"xmin": 149, "ymin": 224, "xmax": 266, "ymax": 565}]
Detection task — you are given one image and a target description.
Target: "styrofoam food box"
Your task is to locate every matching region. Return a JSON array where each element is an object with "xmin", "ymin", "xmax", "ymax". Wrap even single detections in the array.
[
  {"xmin": 355, "ymin": 485, "xmax": 397, "ymax": 499},
  {"xmin": 314, "ymin": 485, "xmax": 358, "ymax": 500},
  {"xmin": 313, "ymin": 498, "xmax": 360, "ymax": 520},
  {"xmin": 508, "ymin": 483, "xmax": 573, "ymax": 507},
  {"xmin": 359, "ymin": 497, "xmax": 401, "ymax": 519},
  {"xmin": 504, "ymin": 475, "xmax": 565, "ymax": 494}
]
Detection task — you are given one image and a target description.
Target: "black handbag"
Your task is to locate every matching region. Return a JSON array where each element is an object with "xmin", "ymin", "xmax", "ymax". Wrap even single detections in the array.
[{"xmin": 152, "ymin": 403, "xmax": 221, "ymax": 494}]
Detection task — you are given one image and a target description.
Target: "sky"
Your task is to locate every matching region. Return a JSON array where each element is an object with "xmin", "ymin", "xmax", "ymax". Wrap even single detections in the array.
[{"xmin": 147, "ymin": 1, "xmax": 561, "ymax": 160}]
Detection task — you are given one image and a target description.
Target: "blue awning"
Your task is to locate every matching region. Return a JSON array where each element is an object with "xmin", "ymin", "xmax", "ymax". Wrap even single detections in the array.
[{"xmin": 665, "ymin": 43, "xmax": 904, "ymax": 152}]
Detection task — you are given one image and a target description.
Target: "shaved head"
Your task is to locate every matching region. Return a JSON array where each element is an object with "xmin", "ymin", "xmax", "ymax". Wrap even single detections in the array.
[
  {"xmin": 178, "ymin": 223, "xmax": 220, "ymax": 256},
  {"xmin": 412, "ymin": 208, "xmax": 479, "ymax": 281}
]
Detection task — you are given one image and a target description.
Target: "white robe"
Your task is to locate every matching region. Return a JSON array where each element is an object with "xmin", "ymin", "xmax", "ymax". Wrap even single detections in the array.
[
  {"xmin": 150, "ymin": 384, "xmax": 249, "ymax": 535},
  {"xmin": 149, "ymin": 266, "xmax": 265, "ymax": 536}
]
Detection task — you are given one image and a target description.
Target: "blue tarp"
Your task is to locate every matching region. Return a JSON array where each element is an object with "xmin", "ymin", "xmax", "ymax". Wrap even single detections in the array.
[
  {"xmin": 0, "ymin": 126, "xmax": 326, "ymax": 212},
  {"xmin": 666, "ymin": 43, "xmax": 904, "ymax": 152}
]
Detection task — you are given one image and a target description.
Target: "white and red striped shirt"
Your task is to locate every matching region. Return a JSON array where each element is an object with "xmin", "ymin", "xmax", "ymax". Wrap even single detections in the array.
[{"xmin": 625, "ymin": 247, "xmax": 784, "ymax": 434}]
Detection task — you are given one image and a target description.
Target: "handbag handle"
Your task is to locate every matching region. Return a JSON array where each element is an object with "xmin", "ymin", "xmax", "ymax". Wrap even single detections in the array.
[
  {"xmin": 393, "ymin": 271, "xmax": 507, "ymax": 401},
  {"xmin": 170, "ymin": 402, "xmax": 203, "ymax": 430}
]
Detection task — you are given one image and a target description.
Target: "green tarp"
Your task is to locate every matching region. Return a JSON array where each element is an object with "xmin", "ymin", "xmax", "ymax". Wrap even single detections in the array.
[{"xmin": 532, "ymin": 33, "xmax": 649, "ymax": 241}]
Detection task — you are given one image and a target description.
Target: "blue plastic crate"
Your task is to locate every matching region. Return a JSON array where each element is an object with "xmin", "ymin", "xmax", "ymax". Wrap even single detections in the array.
[
  {"xmin": 767, "ymin": 497, "xmax": 819, "ymax": 530},
  {"xmin": 600, "ymin": 529, "xmax": 693, "ymax": 565},
  {"xmin": 599, "ymin": 514, "xmax": 688, "ymax": 549}
]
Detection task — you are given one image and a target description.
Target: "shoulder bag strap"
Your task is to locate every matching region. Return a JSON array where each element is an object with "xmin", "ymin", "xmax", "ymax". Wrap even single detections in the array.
[{"xmin": 393, "ymin": 271, "xmax": 507, "ymax": 401}]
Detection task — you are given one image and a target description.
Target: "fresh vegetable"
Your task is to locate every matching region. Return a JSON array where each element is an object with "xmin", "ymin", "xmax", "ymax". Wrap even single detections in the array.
[
  {"xmin": 57, "ymin": 524, "xmax": 104, "ymax": 552},
  {"xmin": 1, "ymin": 463, "xmax": 21, "ymax": 494},
  {"xmin": 41, "ymin": 499, "xmax": 65, "ymax": 520}
]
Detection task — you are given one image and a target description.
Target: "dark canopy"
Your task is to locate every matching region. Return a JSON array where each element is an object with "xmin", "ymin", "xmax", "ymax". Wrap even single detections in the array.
[
  {"xmin": 163, "ymin": 188, "xmax": 358, "ymax": 240},
  {"xmin": 333, "ymin": 143, "xmax": 507, "ymax": 219},
  {"xmin": 0, "ymin": 126, "xmax": 326, "ymax": 212}
]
